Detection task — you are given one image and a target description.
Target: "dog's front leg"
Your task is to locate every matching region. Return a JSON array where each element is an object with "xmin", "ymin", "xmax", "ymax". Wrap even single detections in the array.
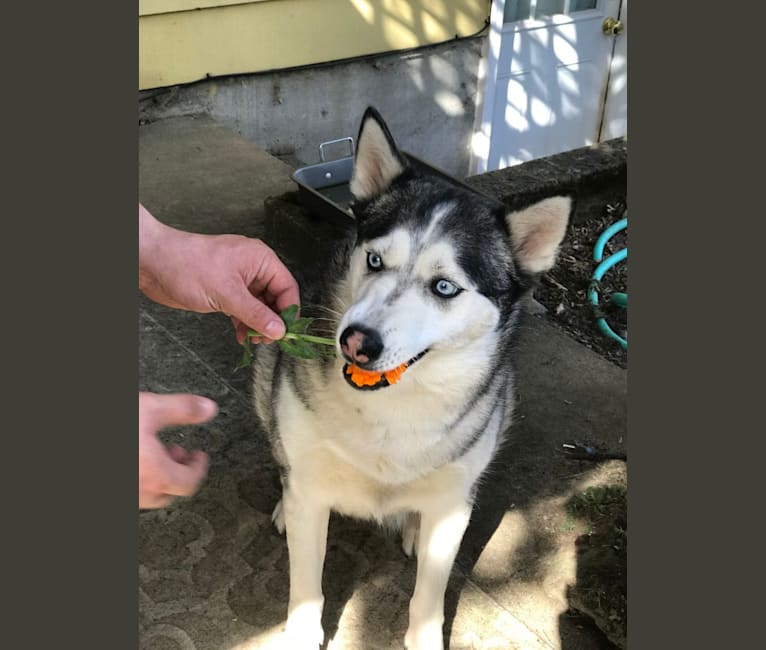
[
  {"xmin": 282, "ymin": 486, "xmax": 330, "ymax": 650},
  {"xmin": 404, "ymin": 502, "xmax": 472, "ymax": 650}
]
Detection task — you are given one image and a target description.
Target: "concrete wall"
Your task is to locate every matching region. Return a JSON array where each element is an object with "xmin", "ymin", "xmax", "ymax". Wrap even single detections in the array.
[{"xmin": 139, "ymin": 37, "xmax": 486, "ymax": 178}]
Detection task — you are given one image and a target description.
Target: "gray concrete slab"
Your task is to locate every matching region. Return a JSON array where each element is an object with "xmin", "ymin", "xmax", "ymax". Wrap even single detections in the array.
[
  {"xmin": 139, "ymin": 114, "xmax": 297, "ymax": 237},
  {"xmin": 139, "ymin": 116, "xmax": 626, "ymax": 650}
]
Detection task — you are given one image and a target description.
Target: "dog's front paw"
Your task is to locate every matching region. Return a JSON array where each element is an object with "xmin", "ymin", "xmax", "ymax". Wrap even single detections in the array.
[
  {"xmin": 284, "ymin": 602, "xmax": 324, "ymax": 650},
  {"xmin": 404, "ymin": 620, "xmax": 444, "ymax": 650}
]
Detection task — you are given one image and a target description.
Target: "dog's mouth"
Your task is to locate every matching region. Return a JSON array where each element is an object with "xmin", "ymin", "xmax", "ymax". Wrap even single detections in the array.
[{"xmin": 342, "ymin": 350, "xmax": 428, "ymax": 391}]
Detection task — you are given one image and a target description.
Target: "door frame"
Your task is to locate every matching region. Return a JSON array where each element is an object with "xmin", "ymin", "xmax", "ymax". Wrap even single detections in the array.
[{"xmin": 598, "ymin": 0, "xmax": 627, "ymax": 141}]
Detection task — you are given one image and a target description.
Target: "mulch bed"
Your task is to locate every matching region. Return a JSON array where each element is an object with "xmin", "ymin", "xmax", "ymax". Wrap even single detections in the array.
[{"xmin": 534, "ymin": 199, "xmax": 627, "ymax": 369}]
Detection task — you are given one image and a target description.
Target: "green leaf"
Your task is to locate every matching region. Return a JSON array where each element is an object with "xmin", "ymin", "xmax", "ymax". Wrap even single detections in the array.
[
  {"xmin": 236, "ymin": 304, "xmax": 336, "ymax": 366},
  {"xmin": 278, "ymin": 337, "xmax": 319, "ymax": 359},
  {"xmin": 236, "ymin": 340, "xmax": 253, "ymax": 371},
  {"xmin": 280, "ymin": 304, "xmax": 300, "ymax": 327},
  {"xmin": 290, "ymin": 317, "xmax": 314, "ymax": 334}
]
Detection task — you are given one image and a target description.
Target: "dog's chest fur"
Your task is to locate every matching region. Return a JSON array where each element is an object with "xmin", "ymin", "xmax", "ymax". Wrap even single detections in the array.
[
  {"xmin": 277, "ymin": 368, "xmax": 504, "ymax": 521},
  {"xmin": 256, "ymin": 337, "xmax": 509, "ymax": 521}
]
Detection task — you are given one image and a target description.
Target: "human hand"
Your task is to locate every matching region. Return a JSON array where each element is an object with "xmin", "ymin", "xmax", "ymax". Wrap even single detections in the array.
[
  {"xmin": 139, "ymin": 204, "xmax": 300, "ymax": 343},
  {"xmin": 139, "ymin": 392, "xmax": 217, "ymax": 509}
]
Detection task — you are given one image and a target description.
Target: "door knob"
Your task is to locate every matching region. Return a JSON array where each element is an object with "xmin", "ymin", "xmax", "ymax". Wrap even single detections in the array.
[{"xmin": 602, "ymin": 16, "xmax": 624, "ymax": 36}]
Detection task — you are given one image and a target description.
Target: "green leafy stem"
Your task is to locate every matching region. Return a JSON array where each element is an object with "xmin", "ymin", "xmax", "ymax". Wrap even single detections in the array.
[{"xmin": 237, "ymin": 304, "xmax": 336, "ymax": 369}]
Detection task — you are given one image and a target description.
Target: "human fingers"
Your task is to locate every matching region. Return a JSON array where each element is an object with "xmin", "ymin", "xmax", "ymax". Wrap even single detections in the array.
[
  {"xmin": 253, "ymin": 248, "xmax": 301, "ymax": 315},
  {"xmin": 140, "ymin": 492, "xmax": 175, "ymax": 509},
  {"xmin": 139, "ymin": 443, "xmax": 208, "ymax": 506},
  {"xmin": 161, "ymin": 450, "xmax": 209, "ymax": 497},
  {"xmin": 231, "ymin": 317, "xmax": 274, "ymax": 346},
  {"xmin": 141, "ymin": 392, "xmax": 218, "ymax": 428},
  {"xmin": 222, "ymin": 286, "xmax": 286, "ymax": 340},
  {"xmin": 167, "ymin": 444, "xmax": 192, "ymax": 464}
]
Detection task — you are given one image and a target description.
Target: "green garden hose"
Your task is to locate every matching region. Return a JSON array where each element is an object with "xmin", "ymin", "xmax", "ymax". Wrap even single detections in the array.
[{"xmin": 587, "ymin": 217, "xmax": 627, "ymax": 349}]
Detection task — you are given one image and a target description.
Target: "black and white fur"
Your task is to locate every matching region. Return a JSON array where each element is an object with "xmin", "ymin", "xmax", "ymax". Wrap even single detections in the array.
[{"xmin": 253, "ymin": 107, "xmax": 571, "ymax": 650}]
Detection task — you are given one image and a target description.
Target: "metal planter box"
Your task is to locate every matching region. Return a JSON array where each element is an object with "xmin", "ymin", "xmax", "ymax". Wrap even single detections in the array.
[{"xmin": 292, "ymin": 137, "xmax": 486, "ymax": 226}]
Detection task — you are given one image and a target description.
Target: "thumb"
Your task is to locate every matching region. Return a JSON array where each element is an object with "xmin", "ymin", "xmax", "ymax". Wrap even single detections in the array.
[
  {"xmin": 222, "ymin": 288, "xmax": 286, "ymax": 340},
  {"xmin": 141, "ymin": 393, "xmax": 218, "ymax": 428}
]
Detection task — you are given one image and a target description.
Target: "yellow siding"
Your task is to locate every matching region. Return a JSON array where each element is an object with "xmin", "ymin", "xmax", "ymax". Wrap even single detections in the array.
[
  {"xmin": 139, "ymin": 1, "xmax": 272, "ymax": 16},
  {"xmin": 139, "ymin": 0, "xmax": 489, "ymax": 89}
]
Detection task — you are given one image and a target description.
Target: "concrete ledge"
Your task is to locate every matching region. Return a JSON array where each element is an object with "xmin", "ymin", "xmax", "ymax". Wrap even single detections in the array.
[{"xmin": 466, "ymin": 138, "xmax": 627, "ymax": 214}]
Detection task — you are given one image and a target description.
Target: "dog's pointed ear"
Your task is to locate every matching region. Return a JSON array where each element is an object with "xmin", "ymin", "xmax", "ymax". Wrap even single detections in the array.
[
  {"xmin": 350, "ymin": 107, "xmax": 407, "ymax": 201},
  {"xmin": 506, "ymin": 196, "xmax": 572, "ymax": 274}
]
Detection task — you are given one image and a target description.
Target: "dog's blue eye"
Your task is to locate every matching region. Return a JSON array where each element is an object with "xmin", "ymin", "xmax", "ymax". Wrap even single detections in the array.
[
  {"xmin": 367, "ymin": 252, "xmax": 383, "ymax": 271},
  {"xmin": 432, "ymin": 279, "xmax": 460, "ymax": 298}
]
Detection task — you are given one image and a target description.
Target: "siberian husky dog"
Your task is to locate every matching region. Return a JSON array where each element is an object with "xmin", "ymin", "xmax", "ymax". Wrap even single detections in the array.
[{"xmin": 253, "ymin": 107, "xmax": 571, "ymax": 650}]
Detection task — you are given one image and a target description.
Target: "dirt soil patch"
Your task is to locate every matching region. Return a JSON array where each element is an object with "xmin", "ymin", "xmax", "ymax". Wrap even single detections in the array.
[{"xmin": 565, "ymin": 483, "xmax": 628, "ymax": 648}]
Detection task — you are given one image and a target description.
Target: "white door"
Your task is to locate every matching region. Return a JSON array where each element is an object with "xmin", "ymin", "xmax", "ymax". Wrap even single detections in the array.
[{"xmin": 472, "ymin": 0, "xmax": 627, "ymax": 173}]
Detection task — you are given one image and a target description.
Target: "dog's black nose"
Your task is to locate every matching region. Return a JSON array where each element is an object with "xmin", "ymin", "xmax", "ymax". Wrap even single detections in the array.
[{"xmin": 340, "ymin": 325, "xmax": 384, "ymax": 365}]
